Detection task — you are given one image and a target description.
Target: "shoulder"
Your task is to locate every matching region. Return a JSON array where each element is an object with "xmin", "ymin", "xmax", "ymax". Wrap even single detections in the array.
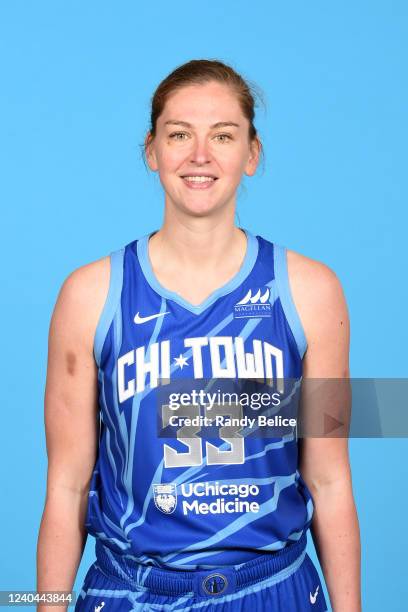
[
  {"xmin": 286, "ymin": 248, "xmax": 345, "ymax": 303},
  {"xmin": 61, "ymin": 255, "xmax": 111, "ymax": 302},
  {"xmin": 285, "ymin": 247, "xmax": 349, "ymax": 348},
  {"xmin": 50, "ymin": 255, "xmax": 111, "ymax": 354}
]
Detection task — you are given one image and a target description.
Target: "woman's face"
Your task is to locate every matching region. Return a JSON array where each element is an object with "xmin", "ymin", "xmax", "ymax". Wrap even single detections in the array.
[{"xmin": 146, "ymin": 81, "xmax": 260, "ymax": 217}]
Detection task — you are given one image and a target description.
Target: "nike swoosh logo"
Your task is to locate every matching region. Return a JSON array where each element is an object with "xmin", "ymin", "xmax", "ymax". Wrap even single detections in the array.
[
  {"xmin": 134, "ymin": 311, "xmax": 169, "ymax": 324},
  {"xmin": 309, "ymin": 585, "xmax": 319, "ymax": 604}
]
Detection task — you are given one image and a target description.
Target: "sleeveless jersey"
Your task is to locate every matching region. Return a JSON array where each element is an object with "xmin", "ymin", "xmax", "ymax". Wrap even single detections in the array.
[{"xmin": 85, "ymin": 227, "xmax": 314, "ymax": 570}]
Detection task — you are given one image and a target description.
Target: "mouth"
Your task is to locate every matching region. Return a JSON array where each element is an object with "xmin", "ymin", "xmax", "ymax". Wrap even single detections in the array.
[{"xmin": 180, "ymin": 175, "xmax": 219, "ymax": 190}]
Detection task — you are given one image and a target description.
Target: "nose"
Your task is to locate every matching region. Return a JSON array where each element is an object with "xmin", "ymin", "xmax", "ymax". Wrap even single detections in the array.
[{"xmin": 190, "ymin": 136, "xmax": 212, "ymax": 165}]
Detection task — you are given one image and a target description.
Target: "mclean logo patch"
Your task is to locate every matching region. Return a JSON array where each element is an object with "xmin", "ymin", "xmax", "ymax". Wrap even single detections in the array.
[{"xmin": 234, "ymin": 287, "xmax": 272, "ymax": 319}]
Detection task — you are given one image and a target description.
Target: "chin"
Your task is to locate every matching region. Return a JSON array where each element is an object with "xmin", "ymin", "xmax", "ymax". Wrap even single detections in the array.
[
  {"xmin": 182, "ymin": 201, "xmax": 223, "ymax": 217},
  {"xmin": 169, "ymin": 194, "xmax": 223, "ymax": 217}
]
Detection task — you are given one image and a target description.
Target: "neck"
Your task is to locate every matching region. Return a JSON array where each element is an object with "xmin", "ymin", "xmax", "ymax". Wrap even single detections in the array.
[{"xmin": 149, "ymin": 208, "xmax": 246, "ymax": 273}]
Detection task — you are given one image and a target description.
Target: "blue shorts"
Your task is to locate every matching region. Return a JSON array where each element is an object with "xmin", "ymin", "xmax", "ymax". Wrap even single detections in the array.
[{"xmin": 75, "ymin": 533, "xmax": 328, "ymax": 611}]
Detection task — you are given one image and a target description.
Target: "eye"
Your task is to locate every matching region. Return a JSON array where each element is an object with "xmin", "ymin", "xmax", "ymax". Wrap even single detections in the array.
[
  {"xmin": 169, "ymin": 132, "xmax": 188, "ymax": 140},
  {"xmin": 215, "ymin": 133, "xmax": 233, "ymax": 142}
]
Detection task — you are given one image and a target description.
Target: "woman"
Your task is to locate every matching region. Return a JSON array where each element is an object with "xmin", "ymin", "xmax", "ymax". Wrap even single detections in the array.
[{"xmin": 37, "ymin": 59, "xmax": 361, "ymax": 611}]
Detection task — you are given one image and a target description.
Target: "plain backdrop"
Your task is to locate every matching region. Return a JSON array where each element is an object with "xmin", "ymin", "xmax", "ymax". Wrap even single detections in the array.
[{"xmin": 1, "ymin": 1, "xmax": 407, "ymax": 610}]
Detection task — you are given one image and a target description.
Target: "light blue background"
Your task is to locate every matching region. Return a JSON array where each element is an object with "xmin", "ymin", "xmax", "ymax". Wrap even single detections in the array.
[{"xmin": 1, "ymin": 2, "xmax": 407, "ymax": 610}]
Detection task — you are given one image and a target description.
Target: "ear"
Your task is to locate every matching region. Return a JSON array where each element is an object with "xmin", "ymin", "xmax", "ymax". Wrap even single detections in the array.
[
  {"xmin": 244, "ymin": 137, "xmax": 261, "ymax": 177},
  {"xmin": 145, "ymin": 132, "xmax": 158, "ymax": 171}
]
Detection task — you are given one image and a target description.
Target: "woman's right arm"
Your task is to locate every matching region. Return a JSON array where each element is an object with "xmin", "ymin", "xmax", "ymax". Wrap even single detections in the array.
[{"xmin": 36, "ymin": 256, "xmax": 110, "ymax": 611}]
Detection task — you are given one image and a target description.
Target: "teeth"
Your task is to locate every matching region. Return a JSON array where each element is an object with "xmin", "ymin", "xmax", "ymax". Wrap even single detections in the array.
[{"xmin": 183, "ymin": 176, "xmax": 215, "ymax": 182}]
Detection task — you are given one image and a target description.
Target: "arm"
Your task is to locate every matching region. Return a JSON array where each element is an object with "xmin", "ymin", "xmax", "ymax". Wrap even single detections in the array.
[
  {"xmin": 288, "ymin": 251, "xmax": 361, "ymax": 612},
  {"xmin": 36, "ymin": 257, "xmax": 110, "ymax": 611}
]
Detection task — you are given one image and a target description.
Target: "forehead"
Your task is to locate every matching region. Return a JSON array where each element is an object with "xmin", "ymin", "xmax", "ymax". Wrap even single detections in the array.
[{"xmin": 159, "ymin": 82, "xmax": 244, "ymax": 125}]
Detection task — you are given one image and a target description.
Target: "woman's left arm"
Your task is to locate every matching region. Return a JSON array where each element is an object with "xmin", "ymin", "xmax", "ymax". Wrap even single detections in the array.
[{"xmin": 288, "ymin": 251, "xmax": 362, "ymax": 612}]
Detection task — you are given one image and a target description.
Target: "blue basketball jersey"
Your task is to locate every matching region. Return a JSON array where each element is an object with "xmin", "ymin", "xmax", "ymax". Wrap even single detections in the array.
[{"xmin": 85, "ymin": 227, "xmax": 314, "ymax": 570}]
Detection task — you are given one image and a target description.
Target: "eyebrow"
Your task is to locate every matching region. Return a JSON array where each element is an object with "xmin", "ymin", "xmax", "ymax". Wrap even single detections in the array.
[{"xmin": 164, "ymin": 120, "xmax": 240, "ymax": 129}]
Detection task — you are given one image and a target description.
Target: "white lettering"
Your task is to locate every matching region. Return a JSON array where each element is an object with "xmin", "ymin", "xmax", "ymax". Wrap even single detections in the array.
[
  {"xmin": 118, "ymin": 350, "xmax": 135, "ymax": 403},
  {"xmin": 210, "ymin": 337, "xmax": 236, "ymax": 377}
]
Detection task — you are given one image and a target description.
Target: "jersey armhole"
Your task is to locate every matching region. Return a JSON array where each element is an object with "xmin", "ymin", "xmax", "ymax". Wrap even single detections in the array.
[
  {"xmin": 274, "ymin": 244, "xmax": 308, "ymax": 360},
  {"xmin": 93, "ymin": 247, "xmax": 125, "ymax": 369}
]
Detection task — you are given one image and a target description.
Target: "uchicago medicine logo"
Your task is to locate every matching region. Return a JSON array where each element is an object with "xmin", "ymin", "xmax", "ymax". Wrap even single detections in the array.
[
  {"xmin": 153, "ymin": 483, "xmax": 177, "ymax": 514},
  {"xmin": 153, "ymin": 481, "xmax": 261, "ymax": 516}
]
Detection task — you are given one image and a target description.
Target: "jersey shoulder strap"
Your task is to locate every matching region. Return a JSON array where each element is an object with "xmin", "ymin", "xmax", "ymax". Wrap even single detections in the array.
[
  {"xmin": 93, "ymin": 246, "xmax": 125, "ymax": 368},
  {"xmin": 273, "ymin": 243, "xmax": 308, "ymax": 359}
]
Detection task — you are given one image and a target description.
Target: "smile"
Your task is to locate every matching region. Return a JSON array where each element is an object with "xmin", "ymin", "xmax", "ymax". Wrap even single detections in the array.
[{"xmin": 181, "ymin": 176, "xmax": 218, "ymax": 190}]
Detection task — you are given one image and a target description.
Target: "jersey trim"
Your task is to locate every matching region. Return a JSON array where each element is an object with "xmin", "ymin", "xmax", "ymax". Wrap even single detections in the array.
[
  {"xmin": 136, "ymin": 227, "xmax": 259, "ymax": 315},
  {"xmin": 93, "ymin": 247, "xmax": 125, "ymax": 368},
  {"xmin": 274, "ymin": 244, "xmax": 308, "ymax": 359}
]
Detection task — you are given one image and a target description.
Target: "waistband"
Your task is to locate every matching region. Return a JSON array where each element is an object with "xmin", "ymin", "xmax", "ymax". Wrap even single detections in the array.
[{"xmin": 94, "ymin": 533, "xmax": 307, "ymax": 598}]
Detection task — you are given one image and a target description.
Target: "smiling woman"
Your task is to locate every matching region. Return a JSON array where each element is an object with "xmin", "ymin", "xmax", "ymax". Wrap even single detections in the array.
[
  {"xmin": 143, "ymin": 79, "xmax": 261, "ymax": 230},
  {"xmin": 37, "ymin": 59, "xmax": 360, "ymax": 612}
]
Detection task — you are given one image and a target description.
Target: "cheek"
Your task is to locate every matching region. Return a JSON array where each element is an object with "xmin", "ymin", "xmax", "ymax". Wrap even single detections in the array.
[
  {"xmin": 158, "ymin": 147, "xmax": 187, "ymax": 173},
  {"xmin": 222, "ymin": 157, "xmax": 247, "ymax": 177},
  {"xmin": 216, "ymin": 144, "xmax": 249, "ymax": 174}
]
